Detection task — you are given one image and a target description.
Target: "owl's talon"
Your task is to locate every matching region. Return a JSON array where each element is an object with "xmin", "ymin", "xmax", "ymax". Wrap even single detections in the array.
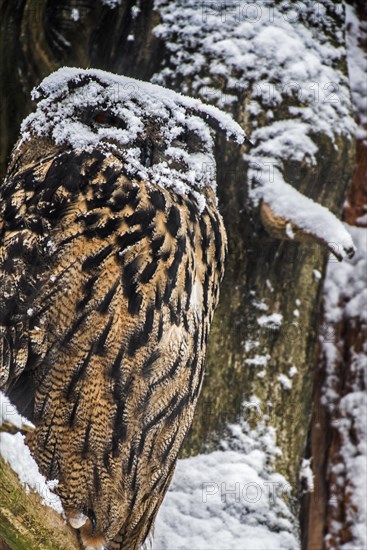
[{"xmin": 67, "ymin": 511, "xmax": 88, "ymax": 529}]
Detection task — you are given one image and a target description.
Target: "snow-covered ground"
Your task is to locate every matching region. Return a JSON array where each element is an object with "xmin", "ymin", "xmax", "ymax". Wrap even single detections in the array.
[{"xmin": 154, "ymin": 421, "xmax": 299, "ymax": 549}]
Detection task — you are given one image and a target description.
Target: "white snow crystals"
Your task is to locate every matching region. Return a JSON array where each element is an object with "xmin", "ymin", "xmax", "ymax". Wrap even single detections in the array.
[
  {"xmin": 100, "ymin": 0, "xmax": 122, "ymax": 9},
  {"xmin": 153, "ymin": 0, "xmax": 356, "ymax": 259},
  {"xmin": 154, "ymin": 0, "xmax": 355, "ymax": 137},
  {"xmin": 0, "ymin": 392, "xmax": 63, "ymax": 514},
  {"xmin": 321, "ymin": 225, "xmax": 367, "ymax": 549},
  {"xmin": 299, "ymin": 458, "xmax": 315, "ymax": 494},
  {"xmin": 154, "ymin": 419, "xmax": 299, "ymax": 549},
  {"xmin": 345, "ymin": 4, "xmax": 367, "ymax": 141},
  {"xmin": 20, "ymin": 67, "xmax": 245, "ymax": 209}
]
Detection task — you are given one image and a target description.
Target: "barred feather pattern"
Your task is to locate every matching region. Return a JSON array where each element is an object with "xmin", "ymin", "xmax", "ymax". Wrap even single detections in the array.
[{"xmin": 0, "ymin": 136, "xmax": 226, "ymax": 550}]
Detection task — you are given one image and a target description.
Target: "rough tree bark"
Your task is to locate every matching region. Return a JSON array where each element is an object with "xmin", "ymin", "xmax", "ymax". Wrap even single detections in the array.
[
  {"xmin": 0, "ymin": 456, "xmax": 78, "ymax": 550},
  {"xmin": 0, "ymin": 1, "xmax": 357, "ymax": 548},
  {"xmin": 304, "ymin": 1, "xmax": 367, "ymax": 548}
]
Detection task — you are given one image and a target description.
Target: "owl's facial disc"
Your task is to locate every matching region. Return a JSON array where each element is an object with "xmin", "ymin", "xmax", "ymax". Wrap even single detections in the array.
[{"xmin": 20, "ymin": 67, "xmax": 246, "ymax": 210}]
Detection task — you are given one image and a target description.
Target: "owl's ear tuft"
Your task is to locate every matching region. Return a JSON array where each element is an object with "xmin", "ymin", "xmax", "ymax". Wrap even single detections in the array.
[
  {"xmin": 188, "ymin": 106, "xmax": 253, "ymax": 147},
  {"xmin": 31, "ymin": 84, "xmax": 46, "ymax": 102}
]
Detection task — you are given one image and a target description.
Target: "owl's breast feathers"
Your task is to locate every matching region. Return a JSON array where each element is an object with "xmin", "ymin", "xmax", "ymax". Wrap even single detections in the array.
[{"xmin": 0, "ymin": 146, "xmax": 226, "ymax": 549}]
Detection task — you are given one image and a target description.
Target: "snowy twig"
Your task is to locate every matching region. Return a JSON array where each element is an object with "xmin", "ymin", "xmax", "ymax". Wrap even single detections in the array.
[
  {"xmin": 0, "ymin": 420, "xmax": 34, "ymax": 436},
  {"xmin": 260, "ymin": 196, "xmax": 356, "ymax": 262}
]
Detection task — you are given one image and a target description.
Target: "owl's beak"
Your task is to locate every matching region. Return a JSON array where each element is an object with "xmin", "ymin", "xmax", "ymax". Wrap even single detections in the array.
[{"xmin": 140, "ymin": 137, "xmax": 154, "ymax": 168}]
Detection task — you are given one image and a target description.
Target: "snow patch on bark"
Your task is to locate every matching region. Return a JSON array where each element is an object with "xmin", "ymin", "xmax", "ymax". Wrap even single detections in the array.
[
  {"xmin": 0, "ymin": 392, "xmax": 63, "ymax": 514},
  {"xmin": 345, "ymin": 4, "xmax": 367, "ymax": 141},
  {"xmin": 321, "ymin": 225, "xmax": 367, "ymax": 549},
  {"xmin": 154, "ymin": 0, "xmax": 356, "ymax": 257}
]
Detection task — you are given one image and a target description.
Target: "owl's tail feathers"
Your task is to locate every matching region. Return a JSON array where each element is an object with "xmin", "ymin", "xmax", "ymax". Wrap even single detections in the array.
[
  {"xmin": 64, "ymin": 502, "xmax": 155, "ymax": 550},
  {"xmin": 107, "ymin": 530, "xmax": 151, "ymax": 550}
]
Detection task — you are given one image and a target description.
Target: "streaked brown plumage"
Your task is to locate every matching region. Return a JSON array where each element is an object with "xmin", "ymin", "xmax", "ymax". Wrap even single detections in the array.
[{"xmin": 0, "ymin": 68, "xmax": 236, "ymax": 550}]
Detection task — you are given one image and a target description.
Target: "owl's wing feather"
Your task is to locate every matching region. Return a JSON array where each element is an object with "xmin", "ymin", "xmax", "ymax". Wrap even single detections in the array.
[{"xmin": 1, "ymin": 147, "xmax": 226, "ymax": 549}]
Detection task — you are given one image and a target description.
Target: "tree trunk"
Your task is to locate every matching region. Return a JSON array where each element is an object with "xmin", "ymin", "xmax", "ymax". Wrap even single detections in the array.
[
  {"xmin": 304, "ymin": 1, "xmax": 367, "ymax": 547},
  {"xmin": 0, "ymin": 1, "xmax": 357, "ymax": 547}
]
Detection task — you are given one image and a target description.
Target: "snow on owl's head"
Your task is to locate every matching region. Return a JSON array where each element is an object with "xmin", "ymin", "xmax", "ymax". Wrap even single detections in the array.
[{"xmin": 19, "ymin": 67, "xmax": 245, "ymax": 207}]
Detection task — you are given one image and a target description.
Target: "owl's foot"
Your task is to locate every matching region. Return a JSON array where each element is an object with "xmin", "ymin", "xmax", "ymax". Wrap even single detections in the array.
[
  {"xmin": 67, "ymin": 510, "xmax": 88, "ymax": 529},
  {"xmin": 65, "ymin": 508, "xmax": 106, "ymax": 549}
]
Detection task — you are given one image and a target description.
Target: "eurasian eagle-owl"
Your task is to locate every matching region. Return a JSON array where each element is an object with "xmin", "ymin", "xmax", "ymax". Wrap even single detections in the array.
[{"xmin": 0, "ymin": 68, "xmax": 245, "ymax": 549}]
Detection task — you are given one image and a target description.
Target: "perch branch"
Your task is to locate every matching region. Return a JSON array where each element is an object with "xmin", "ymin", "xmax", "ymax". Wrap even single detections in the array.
[
  {"xmin": 0, "ymin": 422, "xmax": 34, "ymax": 436},
  {"xmin": 0, "ymin": 456, "xmax": 79, "ymax": 550}
]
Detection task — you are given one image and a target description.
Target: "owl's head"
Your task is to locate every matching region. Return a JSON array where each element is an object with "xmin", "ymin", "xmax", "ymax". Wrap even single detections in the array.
[{"xmin": 18, "ymin": 67, "xmax": 246, "ymax": 208}]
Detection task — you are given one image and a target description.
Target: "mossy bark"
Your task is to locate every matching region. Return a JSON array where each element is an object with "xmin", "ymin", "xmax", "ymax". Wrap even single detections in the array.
[{"xmin": 0, "ymin": 456, "xmax": 78, "ymax": 549}]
